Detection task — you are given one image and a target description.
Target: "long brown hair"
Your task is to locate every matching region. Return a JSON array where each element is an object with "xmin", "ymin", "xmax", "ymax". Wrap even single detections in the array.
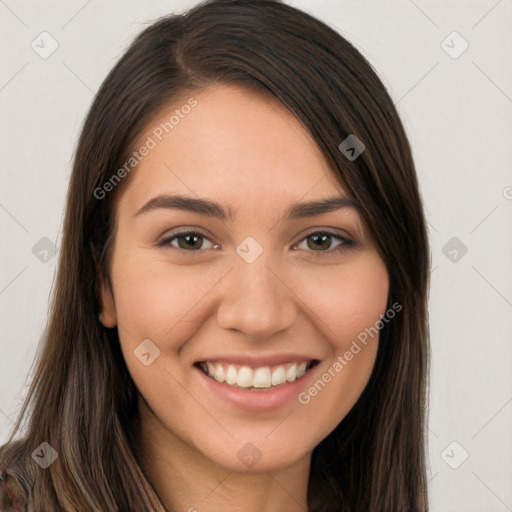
[{"xmin": 0, "ymin": 0, "xmax": 430, "ymax": 510}]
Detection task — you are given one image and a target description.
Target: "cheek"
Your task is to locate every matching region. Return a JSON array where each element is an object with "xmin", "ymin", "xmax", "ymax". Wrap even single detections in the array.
[
  {"xmin": 304, "ymin": 252, "xmax": 389, "ymax": 349},
  {"xmin": 109, "ymin": 253, "xmax": 217, "ymax": 410},
  {"xmin": 111, "ymin": 252, "xmax": 215, "ymax": 344},
  {"xmin": 112, "ymin": 248, "xmax": 389, "ymax": 363},
  {"xmin": 294, "ymin": 253, "xmax": 389, "ymax": 437}
]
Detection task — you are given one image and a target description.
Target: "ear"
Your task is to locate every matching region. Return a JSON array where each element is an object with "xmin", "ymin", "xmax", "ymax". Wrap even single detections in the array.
[{"xmin": 98, "ymin": 269, "xmax": 117, "ymax": 328}]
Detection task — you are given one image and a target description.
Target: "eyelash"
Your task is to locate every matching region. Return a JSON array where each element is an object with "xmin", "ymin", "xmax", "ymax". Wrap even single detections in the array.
[{"xmin": 156, "ymin": 228, "xmax": 356, "ymax": 257}]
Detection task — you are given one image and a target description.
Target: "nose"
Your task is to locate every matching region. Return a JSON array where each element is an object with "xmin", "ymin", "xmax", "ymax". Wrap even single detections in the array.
[{"xmin": 215, "ymin": 252, "xmax": 298, "ymax": 341}]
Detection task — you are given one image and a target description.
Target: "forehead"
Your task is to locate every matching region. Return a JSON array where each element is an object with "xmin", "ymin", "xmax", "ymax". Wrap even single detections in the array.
[{"xmin": 119, "ymin": 83, "xmax": 346, "ymax": 214}]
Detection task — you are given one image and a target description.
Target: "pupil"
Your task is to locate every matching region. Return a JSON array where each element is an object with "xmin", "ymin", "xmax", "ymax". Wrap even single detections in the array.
[
  {"xmin": 309, "ymin": 234, "xmax": 330, "ymax": 250},
  {"xmin": 180, "ymin": 234, "xmax": 201, "ymax": 250}
]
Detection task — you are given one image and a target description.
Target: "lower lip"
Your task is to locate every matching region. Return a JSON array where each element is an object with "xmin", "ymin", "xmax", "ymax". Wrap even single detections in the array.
[{"xmin": 195, "ymin": 363, "xmax": 319, "ymax": 412}]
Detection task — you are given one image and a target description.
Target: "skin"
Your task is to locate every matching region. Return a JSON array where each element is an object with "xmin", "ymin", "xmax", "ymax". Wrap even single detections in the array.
[{"xmin": 99, "ymin": 83, "xmax": 389, "ymax": 512}]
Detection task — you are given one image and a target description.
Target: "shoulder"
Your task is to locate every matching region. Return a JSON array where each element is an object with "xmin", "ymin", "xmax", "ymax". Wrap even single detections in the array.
[{"xmin": 0, "ymin": 470, "xmax": 27, "ymax": 512}]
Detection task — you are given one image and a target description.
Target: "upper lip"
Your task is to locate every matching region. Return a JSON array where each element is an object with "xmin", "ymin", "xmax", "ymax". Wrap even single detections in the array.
[{"xmin": 194, "ymin": 354, "xmax": 318, "ymax": 367}]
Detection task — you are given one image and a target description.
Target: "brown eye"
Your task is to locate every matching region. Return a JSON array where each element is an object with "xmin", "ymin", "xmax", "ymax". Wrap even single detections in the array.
[
  {"xmin": 175, "ymin": 233, "xmax": 204, "ymax": 251},
  {"xmin": 294, "ymin": 230, "xmax": 355, "ymax": 256},
  {"xmin": 157, "ymin": 230, "xmax": 219, "ymax": 252}
]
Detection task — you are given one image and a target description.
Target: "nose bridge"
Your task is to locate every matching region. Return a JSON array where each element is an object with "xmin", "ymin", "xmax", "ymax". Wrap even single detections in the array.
[{"xmin": 215, "ymin": 237, "xmax": 297, "ymax": 339}]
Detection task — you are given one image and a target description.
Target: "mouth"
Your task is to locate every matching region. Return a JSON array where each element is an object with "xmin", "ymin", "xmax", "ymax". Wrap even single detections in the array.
[{"xmin": 194, "ymin": 359, "xmax": 320, "ymax": 391}]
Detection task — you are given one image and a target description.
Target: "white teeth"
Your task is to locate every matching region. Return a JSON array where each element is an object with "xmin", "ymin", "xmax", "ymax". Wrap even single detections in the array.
[
  {"xmin": 286, "ymin": 363, "xmax": 298, "ymax": 382},
  {"xmin": 253, "ymin": 367, "xmax": 272, "ymax": 388},
  {"xmin": 271, "ymin": 366, "xmax": 286, "ymax": 386},
  {"xmin": 201, "ymin": 360, "xmax": 314, "ymax": 389},
  {"xmin": 206, "ymin": 362, "xmax": 216, "ymax": 377},
  {"xmin": 226, "ymin": 365, "xmax": 238, "ymax": 385},
  {"xmin": 214, "ymin": 363, "xmax": 225, "ymax": 383},
  {"xmin": 237, "ymin": 366, "xmax": 253, "ymax": 388}
]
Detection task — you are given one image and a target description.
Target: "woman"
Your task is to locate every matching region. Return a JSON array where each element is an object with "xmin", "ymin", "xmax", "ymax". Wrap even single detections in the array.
[{"xmin": 0, "ymin": 0, "xmax": 430, "ymax": 510}]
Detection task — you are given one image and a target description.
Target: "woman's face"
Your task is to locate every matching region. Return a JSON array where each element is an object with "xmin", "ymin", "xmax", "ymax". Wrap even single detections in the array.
[{"xmin": 100, "ymin": 83, "xmax": 389, "ymax": 473}]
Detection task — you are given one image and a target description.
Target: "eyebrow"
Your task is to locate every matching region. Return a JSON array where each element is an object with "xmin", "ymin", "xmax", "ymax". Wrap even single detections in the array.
[{"xmin": 134, "ymin": 194, "xmax": 356, "ymax": 222}]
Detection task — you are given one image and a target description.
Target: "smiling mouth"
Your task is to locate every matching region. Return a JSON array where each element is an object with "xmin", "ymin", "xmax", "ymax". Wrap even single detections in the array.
[{"xmin": 195, "ymin": 360, "xmax": 319, "ymax": 390}]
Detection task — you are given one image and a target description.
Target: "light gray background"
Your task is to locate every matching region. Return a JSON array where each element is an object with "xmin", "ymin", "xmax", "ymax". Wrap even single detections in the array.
[{"xmin": 1, "ymin": 1, "xmax": 511, "ymax": 510}]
